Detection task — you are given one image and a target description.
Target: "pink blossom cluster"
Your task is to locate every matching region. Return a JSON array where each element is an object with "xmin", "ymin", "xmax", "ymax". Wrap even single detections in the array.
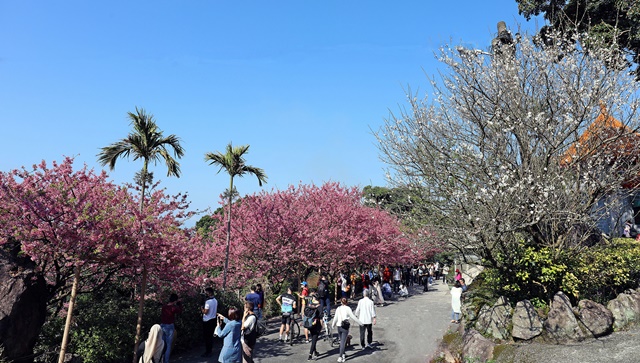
[{"xmin": 202, "ymin": 182, "xmax": 423, "ymax": 289}]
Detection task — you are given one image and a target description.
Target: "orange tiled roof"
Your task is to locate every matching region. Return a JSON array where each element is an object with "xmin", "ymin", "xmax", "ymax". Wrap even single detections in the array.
[{"xmin": 561, "ymin": 103, "xmax": 640, "ymax": 165}]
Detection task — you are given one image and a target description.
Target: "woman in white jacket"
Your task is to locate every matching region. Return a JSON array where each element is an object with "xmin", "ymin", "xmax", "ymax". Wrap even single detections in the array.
[{"xmin": 331, "ymin": 298, "xmax": 362, "ymax": 362}]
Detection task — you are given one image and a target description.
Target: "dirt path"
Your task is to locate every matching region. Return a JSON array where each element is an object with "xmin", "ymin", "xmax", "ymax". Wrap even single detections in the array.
[{"xmin": 172, "ymin": 281, "xmax": 453, "ymax": 363}]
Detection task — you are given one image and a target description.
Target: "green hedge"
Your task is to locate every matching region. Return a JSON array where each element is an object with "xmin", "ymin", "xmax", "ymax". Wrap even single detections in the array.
[{"xmin": 482, "ymin": 239, "xmax": 640, "ymax": 307}]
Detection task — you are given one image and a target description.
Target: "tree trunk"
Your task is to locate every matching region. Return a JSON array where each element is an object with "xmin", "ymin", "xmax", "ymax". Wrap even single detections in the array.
[
  {"xmin": 58, "ymin": 265, "xmax": 80, "ymax": 363},
  {"xmin": 132, "ymin": 163, "xmax": 149, "ymax": 363},
  {"xmin": 222, "ymin": 176, "xmax": 234, "ymax": 290},
  {"xmin": 132, "ymin": 266, "xmax": 148, "ymax": 363},
  {"xmin": 334, "ymin": 272, "xmax": 339, "ymax": 305}
]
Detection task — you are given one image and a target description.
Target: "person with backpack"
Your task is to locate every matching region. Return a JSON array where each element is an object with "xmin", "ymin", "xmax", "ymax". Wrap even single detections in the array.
[
  {"xmin": 331, "ymin": 298, "xmax": 363, "ymax": 363},
  {"xmin": 297, "ymin": 281, "xmax": 311, "ymax": 343},
  {"xmin": 317, "ymin": 275, "xmax": 331, "ymax": 318},
  {"xmin": 304, "ymin": 291, "xmax": 322, "ymax": 361},
  {"xmin": 241, "ymin": 301, "xmax": 258, "ymax": 363}
]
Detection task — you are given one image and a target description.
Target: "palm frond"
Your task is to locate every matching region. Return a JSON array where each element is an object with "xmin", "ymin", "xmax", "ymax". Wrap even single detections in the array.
[{"xmin": 98, "ymin": 107, "xmax": 184, "ymax": 178}]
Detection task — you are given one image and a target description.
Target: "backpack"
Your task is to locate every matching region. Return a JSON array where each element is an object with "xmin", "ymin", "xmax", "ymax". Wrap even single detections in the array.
[
  {"xmin": 243, "ymin": 315, "xmax": 259, "ymax": 347},
  {"xmin": 317, "ymin": 281, "xmax": 327, "ymax": 298},
  {"xmin": 303, "ymin": 306, "xmax": 318, "ymax": 329}
]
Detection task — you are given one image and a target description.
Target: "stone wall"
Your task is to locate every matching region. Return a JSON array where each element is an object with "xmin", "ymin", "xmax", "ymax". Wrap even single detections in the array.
[{"xmin": 458, "ymin": 288, "xmax": 640, "ymax": 362}]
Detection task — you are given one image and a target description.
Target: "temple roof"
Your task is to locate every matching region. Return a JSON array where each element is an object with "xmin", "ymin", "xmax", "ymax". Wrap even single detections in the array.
[{"xmin": 561, "ymin": 103, "xmax": 640, "ymax": 165}]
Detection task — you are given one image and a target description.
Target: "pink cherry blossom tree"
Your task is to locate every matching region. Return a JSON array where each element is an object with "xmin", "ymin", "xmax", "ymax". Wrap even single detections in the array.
[
  {"xmin": 0, "ymin": 158, "xmax": 135, "ymax": 363},
  {"xmin": 0, "ymin": 158, "xmax": 200, "ymax": 363},
  {"xmin": 203, "ymin": 182, "xmax": 414, "ymax": 291}
]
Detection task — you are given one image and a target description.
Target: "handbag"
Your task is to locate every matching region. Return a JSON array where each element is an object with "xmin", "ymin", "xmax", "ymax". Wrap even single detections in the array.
[{"xmin": 341, "ymin": 319, "xmax": 351, "ymax": 329}]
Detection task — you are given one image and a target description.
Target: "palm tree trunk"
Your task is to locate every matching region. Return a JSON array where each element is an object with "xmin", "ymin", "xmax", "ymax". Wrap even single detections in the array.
[
  {"xmin": 222, "ymin": 176, "xmax": 234, "ymax": 290},
  {"xmin": 58, "ymin": 265, "xmax": 80, "ymax": 363},
  {"xmin": 132, "ymin": 162, "xmax": 148, "ymax": 363}
]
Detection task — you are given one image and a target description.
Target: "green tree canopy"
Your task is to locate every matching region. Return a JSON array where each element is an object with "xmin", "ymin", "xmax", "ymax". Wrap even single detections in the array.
[{"xmin": 517, "ymin": 0, "xmax": 640, "ymax": 78}]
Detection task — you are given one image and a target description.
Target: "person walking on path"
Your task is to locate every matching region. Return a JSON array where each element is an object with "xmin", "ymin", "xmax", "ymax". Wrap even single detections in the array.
[
  {"xmin": 332, "ymin": 298, "xmax": 363, "ymax": 362},
  {"xmin": 450, "ymin": 280, "xmax": 463, "ymax": 323},
  {"xmin": 305, "ymin": 293, "xmax": 322, "ymax": 361},
  {"xmin": 350, "ymin": 272, "xmax": 357, "ymax": 299},
  {"xmin": 441, "ymin": 265, "xmax": 449, "ymax": 283},
  {"xmin": 372, "ymin": 280, "xmax": 385, "ymax": 306},
  {"xmin": 255, "ymin": 284, "xmax": 265, "ymax": 320},
  {"xmin": 298, "ymin": 281, "xmax": 311, "ymax": 343},
  {"xmin": 160, "ymin": 293, "xmax": 182, "ymax": 363},
  {"xmin": 276, "ymin": 286, "xmax": 297, "ymax": 342},
  {"xmin": 317, "ymin": 275, "xmax": 331, "ymax": 317},
  {"xmin": 201, "ymin": 287, "xmax": 218, "ymax": 358},
  {"xmin": 245, "ymin": 286, "xmax": 262, "ymax": 320},
  {"xmin": 355, "ymin": 289, "xmax": 376, "ymax": 350},
  {"xmin": 215, "ymin": 308, "xmax": 242, "ymax": 363},
  {"xmin": 241, "ymin": 302, "xmax": 258, "ymax": 363},
  {"xmin": 340, "ymin": 272, "xmax": 350, "ymax": 299},
  {"xmin": 393, "ymin": 266, "xmax": 402, "ymax": 293}
]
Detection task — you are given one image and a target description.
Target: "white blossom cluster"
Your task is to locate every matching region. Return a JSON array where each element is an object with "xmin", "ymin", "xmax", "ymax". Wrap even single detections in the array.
[{"xmin": 374, "ymin": 28, "xmax": 640, "ymax": 266}]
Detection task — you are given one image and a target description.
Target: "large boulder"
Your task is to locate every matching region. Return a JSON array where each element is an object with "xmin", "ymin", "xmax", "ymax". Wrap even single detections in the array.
[
  {"xmin": 475, "ymin": 296, "xmax": 512, "ymax": 340},
  {"xmin": 463, "ymin": 328, "xmax": 495, "ymax": 363},
  {"xmin": 544, "ymin": 292, "xmax": 585, "ymax": 343},
  {"xmin": 0, "ymin": 240, "xmax": 47, "ymax": 363},
  {"xmin": 511, "ymin": 299, "xmax": 544, "ymax": 340},
  {"xmin": 577, "ymin": 299, "xmax": 613, "ymax": 337},
  {"xmin": 606, "ymin": 290, "xmax": 640, "ymax": 330}
]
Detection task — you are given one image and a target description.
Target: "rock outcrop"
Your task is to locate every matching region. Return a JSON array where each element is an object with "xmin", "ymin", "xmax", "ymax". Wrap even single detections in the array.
[
  {"xmin": 511, "ymin": 299, "xmax": 543, "ymax": 340},
  {"xmin": 577, "ymin": 299, "xmax": 613, "ymax": 337},
  {"xmin": 0, "ymin": 240, "xmax": 47, "ymax": 363},
  {"xmin": 607, "ymin": 289, "xmax": 640, "ymax": 330},
  {"xmin": 543, "ymin": 292, "xmax": 585, "ymax": 343},
  {"xmin": 462, "ymin": 329, "xmax": 495, "ymax": 363},
  {"xmin": 475, "ymin": 296, "xmax": 511, "ymax": 340}
]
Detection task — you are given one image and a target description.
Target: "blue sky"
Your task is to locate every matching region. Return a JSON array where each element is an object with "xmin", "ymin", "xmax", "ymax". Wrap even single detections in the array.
[{"xmin": 0, "ymin": 1, "xmax": 540, "ymax": 226}]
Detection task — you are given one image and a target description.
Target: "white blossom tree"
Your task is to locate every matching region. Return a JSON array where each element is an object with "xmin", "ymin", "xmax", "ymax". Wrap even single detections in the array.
[{"xmin": 375, "ymin": 26, "xmax": 640, "ymax": 281}]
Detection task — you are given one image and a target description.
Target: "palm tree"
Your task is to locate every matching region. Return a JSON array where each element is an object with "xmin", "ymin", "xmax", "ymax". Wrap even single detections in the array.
[
  {"xmin": 97, "ymin": 107, "xmax": 184, "ymax": 363},
  {"xmin": 205, "ymin": 142, "xmax": 267, "ymax": 289},
  {"xmin": 98, "ymin": 107, "xmax": 184, "ymax": 210}
]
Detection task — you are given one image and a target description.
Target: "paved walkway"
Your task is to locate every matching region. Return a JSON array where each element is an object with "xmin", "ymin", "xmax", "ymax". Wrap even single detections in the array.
[{"xmin": 173, "ymin": 281, "xmax": 453, "ymax": 363}]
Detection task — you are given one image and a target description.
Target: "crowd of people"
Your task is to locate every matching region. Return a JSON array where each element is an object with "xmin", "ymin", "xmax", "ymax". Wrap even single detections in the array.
[{"xmin": 136, "ymin": 263, "xmax": 462, "ymax": 363}]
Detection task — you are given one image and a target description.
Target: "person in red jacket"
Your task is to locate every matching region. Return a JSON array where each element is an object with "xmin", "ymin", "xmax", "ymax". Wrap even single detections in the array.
[
  {"xmin": 382, "ymin": 265, "xmax": 392, "ymax": 284},
  {"xmin": 160, "ymin": 293, "xmax": 182, "ymax": 363}
]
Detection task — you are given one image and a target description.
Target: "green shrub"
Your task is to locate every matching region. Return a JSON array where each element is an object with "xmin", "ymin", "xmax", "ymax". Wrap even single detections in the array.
[
  {"xmin": 574, "ymin": 239, "xmax": 640, "ymax": 303},
  {"xmin": 483, "ymin": 245, "xmax": 578, "ymax": 304},
  {"xmin": 481, "ymin": 239, "xmax": 640, "ymax": 306},
  {"xmin": 34, "ymin": 284, "xmax": 243, "ymax": 363}
]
